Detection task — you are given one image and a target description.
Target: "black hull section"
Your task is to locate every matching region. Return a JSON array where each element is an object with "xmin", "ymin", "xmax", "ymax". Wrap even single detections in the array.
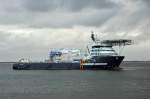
[
  {"xmin": 84, "ymin": 56, "xmax": 124, "ymax": 69},
  {"xmin": 13, "ymin": 63, "xmax": 80, "ymax": 70},
  {"xmin": 13, "ymin": 56, "xmax": 124, "ymax": 70}
]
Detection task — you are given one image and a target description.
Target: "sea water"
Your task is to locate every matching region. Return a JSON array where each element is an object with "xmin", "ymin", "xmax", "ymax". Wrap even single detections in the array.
[{"xmin": 0, "ymin": 62, "xmax": 150, "ymax": 99}]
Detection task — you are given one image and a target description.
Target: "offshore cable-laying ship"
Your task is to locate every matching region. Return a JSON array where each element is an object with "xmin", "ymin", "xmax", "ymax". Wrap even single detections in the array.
[{"xmin": 13, "ymin": 32, "xmax": 133, "ymax": 70}]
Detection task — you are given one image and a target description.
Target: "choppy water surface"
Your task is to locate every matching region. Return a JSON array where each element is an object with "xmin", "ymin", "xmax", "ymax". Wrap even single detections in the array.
[{"xmin": 0, "ymin": 62, "xmax": 150, "ymax": 99}]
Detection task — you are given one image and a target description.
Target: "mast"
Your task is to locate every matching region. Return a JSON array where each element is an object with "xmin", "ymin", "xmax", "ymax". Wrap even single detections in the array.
[
  {"xmin": 91, "ymin": 31, "xmax": 96, "ymax": 42},
  {"xmin": 91, "ymin": 31, "xmax": 101, "ymax": 43}
]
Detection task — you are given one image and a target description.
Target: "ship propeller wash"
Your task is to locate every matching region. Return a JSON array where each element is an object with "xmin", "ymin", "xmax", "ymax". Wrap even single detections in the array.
[{"xmin": 13, "ymin": 32, "xmax": 133, "ymax": 70}]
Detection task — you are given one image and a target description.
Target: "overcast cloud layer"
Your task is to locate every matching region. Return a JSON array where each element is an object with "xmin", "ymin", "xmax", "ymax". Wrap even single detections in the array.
[{"xmin": 0, "ymin": 0, "xmax": 150, "ymax": 61}]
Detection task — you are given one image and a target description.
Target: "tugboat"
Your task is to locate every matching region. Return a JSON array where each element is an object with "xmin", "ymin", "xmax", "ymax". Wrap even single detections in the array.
[{"xmin": 13, "ymin": 32, "xmax": 133, "ymax": 70}]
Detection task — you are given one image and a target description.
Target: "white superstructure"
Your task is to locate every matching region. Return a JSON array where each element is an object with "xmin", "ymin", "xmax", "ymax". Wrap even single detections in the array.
[
  {"xmin": 49, "ymin": 48, "xmax": 82, "ymax": 63},
  {"xmin": 87, "ymin": 42, "xmax": 118, "ymax": 57}
]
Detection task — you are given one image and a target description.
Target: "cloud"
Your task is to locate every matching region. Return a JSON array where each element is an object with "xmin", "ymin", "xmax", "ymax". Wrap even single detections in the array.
[
  {"xmin": 0, "ymin": 0, "xmax": 118, "ymax": 28},
  {"xmin": 0, "ymin": 26, "xmax": 92, "ymax": 61},
  {"xmin": 0, "ymin": 0, "xmax": 150, "ymax": 61},
  {"xmin": 23, "ymin": 0, "xmax": 117, "ymax": 12},
  {"xmin": 98, "ymin": 0, "xmax": 150, "ymax": 42},
  {"xmin": 23, "ymin": 0, "xmax": 56, "ymax": 12}
]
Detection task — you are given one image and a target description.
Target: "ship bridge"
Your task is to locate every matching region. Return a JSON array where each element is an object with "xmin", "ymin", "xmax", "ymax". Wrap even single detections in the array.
[{"xmin": 87, "ymin": 32, "xmax": 133, "ymax": 57}]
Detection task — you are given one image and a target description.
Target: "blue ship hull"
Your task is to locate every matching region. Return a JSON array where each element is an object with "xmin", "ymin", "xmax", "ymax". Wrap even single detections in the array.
[
  {"xmin": 83, "ymin": 56, "xmax": 124, "ymax": 69},
  {"xmin": 13, "ymin": 56, "xmax": 124, "ymax": 70}
]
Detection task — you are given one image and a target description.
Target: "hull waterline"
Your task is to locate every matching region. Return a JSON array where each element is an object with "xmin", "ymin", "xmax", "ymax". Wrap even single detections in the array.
[{"xmin": 13, "ymin": 56, "xmax": 124, "ymax": 70}]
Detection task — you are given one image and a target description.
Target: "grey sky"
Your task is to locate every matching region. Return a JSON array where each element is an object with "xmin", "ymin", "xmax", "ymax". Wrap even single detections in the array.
[{"xmin": 0, "ymin": 0, "xmax": 150, "ymax": 61}]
